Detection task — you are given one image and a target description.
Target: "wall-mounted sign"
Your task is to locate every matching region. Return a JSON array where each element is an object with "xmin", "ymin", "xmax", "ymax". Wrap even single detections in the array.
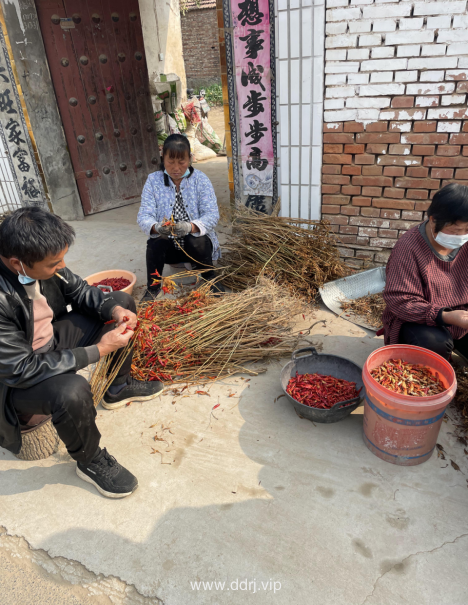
[
  {"xmin": 232, "ymin": 0, "xmax": 273, "ymax": 197},
  {"xmin": 0, "ymin": 22, "xmax": 45, "ymax": 208}
]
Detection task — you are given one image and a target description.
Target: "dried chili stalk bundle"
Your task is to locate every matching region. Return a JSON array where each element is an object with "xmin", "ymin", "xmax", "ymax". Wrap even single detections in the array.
[
  {"xmin": 287, "ymin": 372, "xmax": 361, "ymax": 409},
  {"xmin": 340, "ymin": 293, "xmax": 385, "ymax": 329},
  {"xmin": 452, "ymin": 365, "xmax": 468, "ymax": 439},
  {"xmin": 370, "ymin": 359, "xmax": 446, "ymax": 397},
  {"xmin": 220, "ymin": 207, "xmax": 350, "ymax": 302},
  {"xmin": 89, "ymin": 329, "xmax": 138, "ymax": 407},
  {"xmin": 131, "ymin": 278, "xmax": 309, "ymax": 385}
]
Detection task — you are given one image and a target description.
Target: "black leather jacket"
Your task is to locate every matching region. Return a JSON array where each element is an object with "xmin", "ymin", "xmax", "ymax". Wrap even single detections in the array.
[{"xmin": 0, "ymin": 260, "xmax": 117, "ymax": 454}]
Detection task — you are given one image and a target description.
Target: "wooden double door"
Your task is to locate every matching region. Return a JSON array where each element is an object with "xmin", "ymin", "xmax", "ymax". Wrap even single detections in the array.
[{"xmin": 36, "ymin": 0, "xmax": 160, "ymax": 214}]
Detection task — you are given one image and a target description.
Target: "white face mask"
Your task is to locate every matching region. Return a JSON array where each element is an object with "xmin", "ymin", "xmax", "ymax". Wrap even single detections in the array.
[
  {"xmin": 433, "ymin": 229, "xmax": 468, "ymax": 250},
  {"xmin": 18, "ymin": 260, "xmax": 35, "ymax": 285}
]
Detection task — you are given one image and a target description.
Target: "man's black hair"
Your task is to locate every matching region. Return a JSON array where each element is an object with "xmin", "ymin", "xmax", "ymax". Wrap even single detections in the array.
[
  {"xmin": 427, "ymin": 183, "xmax": 468, "ymax": 233},
  {"xmin": 0, "ymin": 207, "xmax": 75, "ymax": 266},
  {"xmin": 160, "ymin": 134, "xmax": 194, "ymax": 186}
]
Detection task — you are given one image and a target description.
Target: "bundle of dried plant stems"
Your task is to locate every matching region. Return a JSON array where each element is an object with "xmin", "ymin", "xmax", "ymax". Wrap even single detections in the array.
[
  {"xmin": 220, "ymin": 207, "xmax": 350, "ymax": 301},
  {"xmin": 452, "ymin": 365, "xmax": 468, "ymax": 440},
  {"xmin": 340, "ymin": 293, "xmax": 386, "ymax": 329},
  {"xmin": 90, "ymin": 272, "xmax": 311, "ymax": 403}
]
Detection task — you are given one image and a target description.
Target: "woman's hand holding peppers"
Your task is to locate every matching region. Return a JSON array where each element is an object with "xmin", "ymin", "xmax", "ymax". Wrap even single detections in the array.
[
  {"xmin": 152, "ymin": 222, "xmax": 172, "ymax": 237},
  {"xmin": 173, "ymin": 221, "xmax": 193, "ymax": 237}
]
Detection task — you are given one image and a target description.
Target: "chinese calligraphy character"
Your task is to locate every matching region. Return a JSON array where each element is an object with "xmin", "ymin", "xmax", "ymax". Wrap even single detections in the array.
[
  {"xmin": 21, "ymin": 176, "xmax": 40, "ymax": 199},
  {"xmin": 246, "ymin": 146, "xmax": 268, "ymax": 171},
  {"xmin": 13, "ymin": 148, "xmax": 30, "ymax": 172},
  {"xmin": 245, "ymin": 119, "xmax": 267, "ymax": 145},
  {"xmin": 0, "ymin": 66, "xmax": 9, "ymax": 83},
  {"xmin": 243, "ymin": 90, "xmax": 266, "ymax": 118},
  {"xmin": 241, "ymin": 62, "xmax": 265, "ymax": 92},
  {"xmin": 5, "ymin": 118, "xmax": 25, "ymax": 145},
  {"xmin": 0, "ymin": 89, "xmax": 17, "ymax": 114},
  {"xmin": 239, "ymin": 29, "xmax": 264, "ymax": 60},
  {"xmin": 237, "ymin": 0, "xmax": 264, "ymax": 26},
  {"xmin": 246, "ymin": 195, "xmax": 267, "ymax": 213}
]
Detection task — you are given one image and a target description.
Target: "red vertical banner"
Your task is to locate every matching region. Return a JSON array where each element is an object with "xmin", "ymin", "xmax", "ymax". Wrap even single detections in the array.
[{"xmin": 232, "ymin": 0, "xmax": 273, "ymax": 196}]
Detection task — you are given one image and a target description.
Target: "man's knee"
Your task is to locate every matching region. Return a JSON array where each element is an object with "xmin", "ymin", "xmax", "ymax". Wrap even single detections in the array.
[
  {"xmin": 111, "ymin": 291, "xmax": 136, "ymax": 313},
  {"xmin": 48, "ymin": 374, "xmax": 94, "ymax": 417}
]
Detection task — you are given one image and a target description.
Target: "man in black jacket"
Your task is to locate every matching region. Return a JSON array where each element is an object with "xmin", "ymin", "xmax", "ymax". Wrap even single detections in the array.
[{"xmin": 0, "ymin": 208, "xmax": 163, "ymax": 498}]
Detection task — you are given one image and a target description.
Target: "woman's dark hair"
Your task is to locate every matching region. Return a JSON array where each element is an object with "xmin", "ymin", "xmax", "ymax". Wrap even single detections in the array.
[
  {"xmin": 0, "ymin": 207, "xmax": 75, "ymax": 266},
  {"xmin": 160, "ymin": 134, "xmax": 193, "ymax": 184},
  {"xmin": 427, "ymin": 183, "xmax": 468, "ymax": 233}
]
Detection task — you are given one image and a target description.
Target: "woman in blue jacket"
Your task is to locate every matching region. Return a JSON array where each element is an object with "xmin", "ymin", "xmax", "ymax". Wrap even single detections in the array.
[{"xmin": 137, "ymin": 134, "xmax": 222, "ymax": 300}]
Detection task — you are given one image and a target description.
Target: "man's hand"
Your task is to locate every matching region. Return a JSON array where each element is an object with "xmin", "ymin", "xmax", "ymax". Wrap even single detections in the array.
[
  {"xmin": 112, "ymin": 305, "xmax": 137, "ymax": 329},
  {"xmin": 173, "ymin": 221, "xmax": 192, "ymax": 238},
  {"xmin": 442, "ymin": 310, "xmax": 468, "ymax": 329},
  {"xmin": 97, "ymin": 323, "xmax": 133, "ymax": 357}
]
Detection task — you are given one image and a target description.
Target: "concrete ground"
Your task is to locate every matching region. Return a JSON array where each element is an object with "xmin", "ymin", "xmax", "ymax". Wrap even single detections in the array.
[{"xmin": 1, "ymin": 158, "xmax": 467, "ymax": 605}]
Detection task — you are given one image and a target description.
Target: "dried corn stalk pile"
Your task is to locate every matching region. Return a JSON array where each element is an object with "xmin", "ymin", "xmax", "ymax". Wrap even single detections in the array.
[
  {"xmin": 220, "ymin": 208, "xmax": 350, "ymax": 301},
  {"xmin": 340, "ymin": 293, "xmax": 386, "ymax": 330},
  {"xmin": 130, "ymin": 278, "xmax": 309, "ymax": 385}
]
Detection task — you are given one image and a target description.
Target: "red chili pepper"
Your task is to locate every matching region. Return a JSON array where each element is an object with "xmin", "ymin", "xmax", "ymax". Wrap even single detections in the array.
[
  {"xmin": 286, "ymin": 372, "xmax": 360, "ymax": 409},
  {"xmin": 92, "ymin": 277, "xmax": 130, "ymax": 291},
  {"xmin": 104, "ymin": 320, "xmax": 116, "ymax": 325}
]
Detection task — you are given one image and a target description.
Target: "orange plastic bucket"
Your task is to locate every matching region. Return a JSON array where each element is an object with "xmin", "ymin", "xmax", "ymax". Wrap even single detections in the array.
[{"xmin": 362, "ymin": 345, "xmax": 457, "ymax": 466}]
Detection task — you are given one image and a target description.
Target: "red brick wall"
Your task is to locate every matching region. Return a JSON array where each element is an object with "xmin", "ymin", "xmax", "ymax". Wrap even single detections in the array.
[
  {"xmin": 322, "ymin": 113, "xmax": 468, "ymax": 268},
  {"xmin": 181, "ymin": 8, "xmax": 221, "ymax": 87}
]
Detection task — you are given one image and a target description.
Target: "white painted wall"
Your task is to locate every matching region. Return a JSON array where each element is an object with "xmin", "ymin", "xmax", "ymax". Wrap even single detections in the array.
[
  {"xmin": 139, "ymin": 0, "xmax": 187, "ymax": 99},
  {"xmin": 324, "ymin": 0, "xmax": 468, "ymax": 124},
  {"xmin": 276, "ymin": 0, "xmax": 325, "ymax": 220}
]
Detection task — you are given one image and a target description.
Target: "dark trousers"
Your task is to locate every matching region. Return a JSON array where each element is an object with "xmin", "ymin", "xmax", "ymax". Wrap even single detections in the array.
[
  {"xmin": 146, "ymin": 235, "xmax": 214, "ymax": 289},
  {"xmin": 9, "ymin": 291, "xmax": 136, "ymax": 464},
  {"xmin": 399, "ymin": 322, "xmax": 468, "ymax": 360}
]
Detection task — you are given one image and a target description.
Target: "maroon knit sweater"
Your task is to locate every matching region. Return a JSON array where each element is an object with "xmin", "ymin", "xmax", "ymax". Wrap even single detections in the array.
[{"xmin": 383, "ymin": 224, "xmax": 468, "ymax": 345}]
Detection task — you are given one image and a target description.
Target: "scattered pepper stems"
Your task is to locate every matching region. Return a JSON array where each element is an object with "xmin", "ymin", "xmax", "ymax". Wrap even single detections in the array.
[
  {"xmin": 370, "ymin": 359, "xmax": 445, "ymax": 397},
  {"xmin": 340, "ymin": 293, "xmax": 385, "ymax": 330},
  {"xmin": 287, "ymin": 372, "xmax": 361, "ymax": 409}
]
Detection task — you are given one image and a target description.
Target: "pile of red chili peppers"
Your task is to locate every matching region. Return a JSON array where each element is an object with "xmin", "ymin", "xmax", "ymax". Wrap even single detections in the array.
[
  {"xmin": 92, "ymin": 277, "xmax": 131, "ymax": 291},
  {"xmin": 131, "ymin": 290, "xmax": 208, "ymax": 383},
  {"xmin": 287, "ymin": 372, "xmax": 361, "ymax": 409}
]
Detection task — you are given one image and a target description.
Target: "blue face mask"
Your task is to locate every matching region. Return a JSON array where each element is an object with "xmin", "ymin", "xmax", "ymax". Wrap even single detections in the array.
[
  {"xmin": 18, "ymin": 260, "xmax": 35, "ymax": 285},
  {"xmin": 164, "ymin": 168, "xmax": 191, "ymax": 179}
]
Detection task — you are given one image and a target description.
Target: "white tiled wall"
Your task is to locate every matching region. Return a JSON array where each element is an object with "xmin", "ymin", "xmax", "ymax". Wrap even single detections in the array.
[{"xmin": 276, "ymin": 0, "xmax": 325, "ymax": 219}]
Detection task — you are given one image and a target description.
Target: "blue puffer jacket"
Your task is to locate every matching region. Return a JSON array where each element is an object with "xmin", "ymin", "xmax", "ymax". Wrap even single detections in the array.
[{"xmin": 137, "ymin": 169, "xmax": 220, "ymax": 260}]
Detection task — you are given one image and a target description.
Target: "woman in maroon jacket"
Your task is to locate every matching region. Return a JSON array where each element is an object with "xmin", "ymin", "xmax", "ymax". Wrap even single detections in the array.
[{"xmin": 383, "ymin": 183, "xmax": 468, "ymax": 360}]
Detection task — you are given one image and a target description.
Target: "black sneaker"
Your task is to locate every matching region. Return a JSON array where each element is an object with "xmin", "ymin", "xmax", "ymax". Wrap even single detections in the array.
[
  {"xmin": 140, "ymin": 287, "xmax": 160, "ymax": 302},
  {"xmin": 210, "ymin": 281, "xmax": 225, "ymax": 294},
  {"xmin": 76, "ymin": 448, "xmax": 138, "ymax": 498},
  {"xmin": 102, "ymin": 376, "xmax": 164, "ymax": 410}
]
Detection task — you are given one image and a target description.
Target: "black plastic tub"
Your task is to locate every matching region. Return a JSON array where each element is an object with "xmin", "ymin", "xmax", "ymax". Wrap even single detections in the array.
[{"xmin": 281, "ymin": 347, "xmax": 364, "ymax": 424}]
